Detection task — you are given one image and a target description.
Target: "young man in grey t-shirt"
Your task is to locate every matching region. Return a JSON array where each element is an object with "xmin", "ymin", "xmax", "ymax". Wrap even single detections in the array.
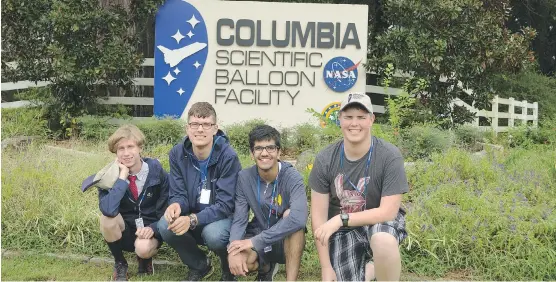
[
  {"xmin": 227, "ymin": 125, "xmax": 308, "ymax": 281},
  {"xmin": 309, "ymin": 93, "xmax": 409, "ymax": 281}
]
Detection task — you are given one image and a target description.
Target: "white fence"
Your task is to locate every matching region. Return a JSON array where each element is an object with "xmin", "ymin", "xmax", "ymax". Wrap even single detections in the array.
[
  {"xmin": 453, "ymin": 96, "xmax": 538, "ymax": 132},
  {"xmin": 1, "ymin": 58, "xmax": 538, "ymax": 132}
]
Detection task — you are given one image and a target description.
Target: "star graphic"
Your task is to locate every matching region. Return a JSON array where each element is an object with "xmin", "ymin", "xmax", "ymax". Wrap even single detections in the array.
[
  {"xmin": 177, "ymin": 88, "xmax": 185, "ymax": 96},
  {"xmin": 173, "ymin": 67, "xmax": 181, "ymax": 75},
  {"xmin": 187, "ymin": 30, "xmax": 194, "ymax": 38},
  {"xmin": 193, "ymin": 61, "xmax": 201, "ymax": 69},
  {"xmin": 171, "ymin": 30, "xmax": 185, "ymax": 44},
  {"xmin": 187, "ymin": 15, "xmax": 200, "ymax": 29},
  {"xmin": 162, "ymin": 72, "xmax": 176, "ymax": 85}
]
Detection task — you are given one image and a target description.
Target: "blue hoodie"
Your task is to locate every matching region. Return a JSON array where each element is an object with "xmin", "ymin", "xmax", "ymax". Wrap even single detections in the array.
[{"xmin": 168, "ymin": 130, "xmax": 242, "ymax": 226}]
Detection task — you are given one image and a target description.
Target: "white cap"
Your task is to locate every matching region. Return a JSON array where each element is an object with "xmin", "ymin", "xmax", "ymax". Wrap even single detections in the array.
[{"xmin": 339, "ymin": 93, "xmax": 373, "ymax": 114}]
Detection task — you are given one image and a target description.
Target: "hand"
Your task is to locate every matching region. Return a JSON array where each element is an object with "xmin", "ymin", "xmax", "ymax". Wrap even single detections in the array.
[
  {"xmin": 227, "ymin": 239, "xmax": 254, "ymax": 257},
  {"xmin": 228, "ymin": 252, "xmax": 249, "ymax": 277},
  {"xmin": 135, "ymin": 227, "xmax": 154, "ymax": 239},
  {"xmin": 314, "ymin": 215, "xmax": 342, "ymax": 247},
  {"xmin": 322, "ymin": 266, "xmax": 337, "ymax": 281},
  {"xmin": 164, "ymin": 203, "xmax": 181, "ymax": 224},
  {"xmin": 116, "ymin": 158, "xmax": 129, "ymax": 180},
  {"xmin": 168, "ymin": 216, "xmax": 190, "ymax": 235}
]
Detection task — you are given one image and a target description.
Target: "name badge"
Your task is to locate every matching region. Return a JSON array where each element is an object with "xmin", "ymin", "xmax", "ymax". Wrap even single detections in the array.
[
  {"xmin": 135, "ymin": 217, "xmax": 144, "ymax": 229},
  {"xmin": 200, "ymin": 188, "xmax": 211, "ymax": 204}
]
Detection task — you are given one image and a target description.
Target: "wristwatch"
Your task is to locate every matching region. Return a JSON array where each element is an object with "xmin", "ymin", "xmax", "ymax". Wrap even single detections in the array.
[
  {"xmin": 340, "ymin": 213, "xmax": 349, "ymax": 227},
  {"xmin": 189, "ymin": 214, "xmax": 198, "ymax": 230}
]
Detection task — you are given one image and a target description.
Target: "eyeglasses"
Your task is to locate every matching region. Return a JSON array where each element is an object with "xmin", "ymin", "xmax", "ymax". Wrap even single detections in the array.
[
  {"xmin": 253, "ymin": 145, "xmax": 279, "ymax": 154},
  {"xmin": 188, "ymin": 122, "xmax": 215, "ymax": 130}
]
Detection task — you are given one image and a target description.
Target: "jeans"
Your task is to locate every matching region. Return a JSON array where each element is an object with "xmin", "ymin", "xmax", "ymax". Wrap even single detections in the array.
[{"xmin": 158, "ymin": 217, "xmax": 231, "ymax": 271}]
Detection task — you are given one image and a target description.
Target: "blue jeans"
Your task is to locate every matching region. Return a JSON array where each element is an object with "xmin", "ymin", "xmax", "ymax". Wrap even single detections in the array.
[{"xmin": 158, "ymin": 217, "xmax": 231, "ymax": 271}]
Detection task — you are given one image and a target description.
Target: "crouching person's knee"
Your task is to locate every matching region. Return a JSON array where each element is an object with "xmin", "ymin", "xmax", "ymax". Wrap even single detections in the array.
[
  {"xmin": 100, "ymin": 214, "xmax": 125, "ymax": 242},
  {"xmin": 135, "ymin": 238, "xmax": 159, "ymax": 259}
]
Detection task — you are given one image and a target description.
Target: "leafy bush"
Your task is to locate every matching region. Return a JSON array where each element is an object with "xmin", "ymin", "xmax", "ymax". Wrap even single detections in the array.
[
  {"xmin": 135, "ymin": 118, "xmax": 185, "ymax": 147},
  {"xmin": 454, "ymin": 125, "xmax": 486, "ymax": 151},
  {"xmin": 77, "ymin": 116, "xmax": 185, "ymax": 146},
  {"xmin": 290, "ymin": 123, "xmax": 322, "ymax": 155},
  {"xmin": 223, "ymin": 119, "xmax": 266, "ymax": 155},
  {"xmin": 77, "ymin": 116, "xmax": 119, "ymax": 142},
  {"xmin": 400, "ymin": 124, "xmax": 454, "ymax": 161},
  {"xmin": 1, "ymin": 107, "xmax": 50, "ymax": 140}
]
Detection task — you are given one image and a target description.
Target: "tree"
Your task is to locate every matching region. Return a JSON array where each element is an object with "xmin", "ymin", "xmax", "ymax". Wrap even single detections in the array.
[
  {"xmin": 506, "ymin": 0, "xmax": 556, "ymax": 76},
  {"xmin": 370, "ymin": 0, "xmax": 535, "ymax": 127},
  {"xmin": 1, "ymin": 0, "xmax": 145, "ymax": 137}
]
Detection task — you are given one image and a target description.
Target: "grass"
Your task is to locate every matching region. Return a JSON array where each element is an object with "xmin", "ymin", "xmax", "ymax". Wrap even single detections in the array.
[
  {"xmin": 2, "ymin": 141, "xmax": 556, "ymax": 280},
  {"xmin": 1, "ymin": 253, "xmax": 436, "ymax": 281}
]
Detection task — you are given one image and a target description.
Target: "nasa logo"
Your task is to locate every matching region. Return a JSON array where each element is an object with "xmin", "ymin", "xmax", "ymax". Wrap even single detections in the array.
[{"xmin": 323, "ymin": 56, "xmax": 360, "ymax": 92}]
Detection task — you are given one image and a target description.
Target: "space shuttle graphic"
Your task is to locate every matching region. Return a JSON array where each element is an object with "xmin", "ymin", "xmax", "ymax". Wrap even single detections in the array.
[{"xmin": 157, "ymin": 42, "xmax": 207, "ymax": 67}]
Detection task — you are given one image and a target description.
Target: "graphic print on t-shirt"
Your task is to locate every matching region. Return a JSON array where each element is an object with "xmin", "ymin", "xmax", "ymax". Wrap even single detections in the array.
[{"xmin": 335, "ymin": 173, "xmax": 370, "ymax": 213}]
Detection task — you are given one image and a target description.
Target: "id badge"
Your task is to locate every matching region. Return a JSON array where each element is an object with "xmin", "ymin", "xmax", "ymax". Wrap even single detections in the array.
[
  {"xmin": 199, "ymin": 188, "xmax": 211, "ymax": 204},
  {"xmin": 135, "ymin": 217, "xmax": 144, "ymax": 229},
  {"xmin": 264, "ymin": 245, "xmax": 272, "ymax": 253}
]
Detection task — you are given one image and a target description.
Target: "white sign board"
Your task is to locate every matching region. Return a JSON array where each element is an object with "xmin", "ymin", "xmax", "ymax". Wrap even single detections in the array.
[{"xmin": 155, "ymin": 0, "xmax": 368, "ymax": 127}]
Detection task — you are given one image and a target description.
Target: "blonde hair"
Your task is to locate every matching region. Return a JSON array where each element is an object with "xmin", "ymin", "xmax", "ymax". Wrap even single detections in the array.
[{"xmin": 107, "ymin": 124, "xmax": 146, "ymax": 153}]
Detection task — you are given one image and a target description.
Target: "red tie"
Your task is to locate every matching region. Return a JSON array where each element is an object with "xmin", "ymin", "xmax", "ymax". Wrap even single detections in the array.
[{"xmin": 128, "ymin": 175, "xmax": 138, "ymax": 200}]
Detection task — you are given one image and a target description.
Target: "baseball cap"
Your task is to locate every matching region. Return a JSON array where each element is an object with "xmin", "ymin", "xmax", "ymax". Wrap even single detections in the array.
[
  {"xmin": 81, "ymin": 160, "xmax": 120, "ymax": 192},
  {"xmin": 339, "ymin": 93, "xmax": 373, "ymax": 114}
]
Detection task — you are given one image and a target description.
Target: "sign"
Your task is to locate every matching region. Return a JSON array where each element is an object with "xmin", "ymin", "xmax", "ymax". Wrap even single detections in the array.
[{"xmin": 155, "ymin": 0, "xmax": 368, "ymax": 127}]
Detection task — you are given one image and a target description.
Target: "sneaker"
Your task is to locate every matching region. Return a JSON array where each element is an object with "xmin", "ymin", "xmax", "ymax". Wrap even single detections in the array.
[
  {"xmin": 186, "ymin": 258, "xmax": 214, "ymax": 281},
  {"xmin": 254, "ymin": 263, "xmax": 278, "ymax": 281},
  {"xmin": 111, "ymin": 261, "xmax": 129, "ymax": 281},
  {"xmin": 137, "ymin": 256, "xmax": 154, "ymax": 275},
  {"xmin": 220, "ymin": 270, "xmax": 237, "ymax": 281}
]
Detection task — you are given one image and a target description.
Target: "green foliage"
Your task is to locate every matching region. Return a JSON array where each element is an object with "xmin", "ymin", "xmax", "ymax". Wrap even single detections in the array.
[
  {"xmin": 1, "ymin": 0, "xmax": 148, "ymax": 137},
  {"xmin": 404, "ymin": 148, "xmax": 556, "ymax": 280},
  {"xmin": 372, "ymin": 0, "xmax": 535, "ymax": 127},
  {"xmin": 493, "ymin": 69, "xmax": 556, "ymax": 121},
  {"xmin": 400, "ymin": 124, "xmax": 454, "ymax": 161},
  {"xmin": 223, "ymin": 119, "xmax": 267, "ymax": 155},
  {"xmin": 454, "ymin": 125, "xmax": 486, "ymax": 151},
  {"xmin": 135, "ymin": 118, "xmax": 186, "ymax": 148},
  {"xmin": 76, "ymin": 116, "xmax": 119, "ymax": 142},
  {"xmin": 1, "ymin": 107, "xmax": 50, "ymax": 140},
  {"xmin": 290, "ymin": 123, "xmax": 322, "ymax": 155},
  {"xmin": 76, "ymin": 116, "xmax": 185, "ymax": 147},
  {"xmin": 506, "ymin": 119, "xmax": 556, "ymax": 148}
]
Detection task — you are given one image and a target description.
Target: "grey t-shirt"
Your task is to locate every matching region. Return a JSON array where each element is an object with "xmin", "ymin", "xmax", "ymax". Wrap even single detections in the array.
[{"xmin": 309, "ymin": 136, "xmax": 409, "ymax": 219}]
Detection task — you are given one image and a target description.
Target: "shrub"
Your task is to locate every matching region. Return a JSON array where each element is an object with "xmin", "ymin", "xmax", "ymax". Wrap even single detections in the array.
[
  {"xmin": 77, "ymin": 116, "xmax": 119, "ymax": 142},
  {"xmin": 1, "ymin": 107, "xmax": 50, "ymax": 140},
  {"xmin": 77, "ymin": 116, "xmax": 185, "ymax": 146},
  {"xmin": 454, "ymin": 125, "xmax": 486, "ymax": 151},
  {"xmin": 135, "ymin": 117, "xmax": 185, "ymax": 147},
  {"xmin": 400, "ymin": 124, "xmax": 454, "ymax": 161},
  {"xmin": 290, "ymin": 123, "xmax": 322, "ymax": 155},
  {"xmin": 223, "ymin": 119, "xmax": 266, "ymax": 155}
]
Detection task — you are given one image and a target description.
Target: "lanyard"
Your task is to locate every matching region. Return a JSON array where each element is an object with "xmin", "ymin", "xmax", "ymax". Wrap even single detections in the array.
[
  {"xmin": 339, "ymin": 139, "xmax": 374, "ymax": 196},
  {"xmin": 257, "ymin": 163, "xmax": 281, "ymax": 229},
  {"xmin": 137, "ymin": 188, "xmax": 147, "ymax": 218},
  {"xmin": 257, "ymin": 176, "xmax": 278, "ymax": 229},
  {"xmin": 192, "ymin": 136, "xmax": 220, "ymax": 191}
]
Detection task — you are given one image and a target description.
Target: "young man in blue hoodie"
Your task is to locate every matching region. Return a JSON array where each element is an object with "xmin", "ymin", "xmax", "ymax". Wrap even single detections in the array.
[
  {"xmin": 82, "ymin": 124, "xmax": 169, "ymax": 281},
  {"xmin": 227, "ymin": 125, "xmax": 308, "ymax": 281},
  {"xmin": 158, "ymin": 102, "xmax": 242, "ymax": 281}
]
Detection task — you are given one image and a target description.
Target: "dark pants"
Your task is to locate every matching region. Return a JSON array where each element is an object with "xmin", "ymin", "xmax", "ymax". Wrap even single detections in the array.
[{"xmin": 158, "ymin": 217, "xmax": 231, "ymax": 271}]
